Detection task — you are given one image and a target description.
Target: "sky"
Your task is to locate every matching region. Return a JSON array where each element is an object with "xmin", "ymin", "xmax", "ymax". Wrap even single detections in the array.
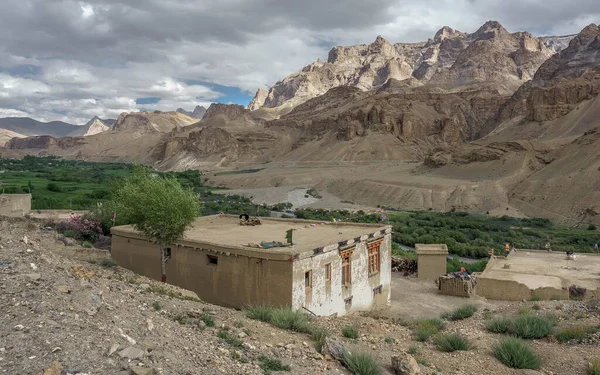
[{"xmin": 0, "ymin": 0, "xmax": 598, "ymax": 124}]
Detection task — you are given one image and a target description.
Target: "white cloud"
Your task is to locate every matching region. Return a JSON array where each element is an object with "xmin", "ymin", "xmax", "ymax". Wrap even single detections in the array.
[{"xmin": 0, "ymin": 0, "xmax": 598, "ymax": 124}]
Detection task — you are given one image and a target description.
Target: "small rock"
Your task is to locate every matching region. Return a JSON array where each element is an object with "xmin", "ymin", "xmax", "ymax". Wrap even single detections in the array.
[
  {"xmin": 146, "ymin": 319, "xmax": 154, "ymax": 332},
  {"xmin": 26, "ymin": 249, "xmax": 34, "ymax": 253},
  {"xmin": 88, "ymin": 292, "xmax": 103, "ymax": 315},
  {"xmin": 118, "ymin": 328, "xmax": 137, "ymax": 345},
  {"xmin": 30, "ymin": 263, "xmax": 38, "ymax": 271},
  {"xmin": 118, "ymin": 346, "xmax": 145, "ymax": 360},
  {"xmin": 22, "ymin": 236, "xmax": 28, "ymax": 245},
  {"xmin": 26, "ymin": 273, "xmax": 41, "ymax": 281},
  {"xmin": 108, "ymin": 343, "xmax": 120, "ymax": 356},
  {"xmin": 138, "ymin": 283, "xmax": 150, "ymax": 290},
  {"xmin": 51, "ymin": 347, "xmax": 62, "ymax": 353},
  {"xmin": 14, "ymin": 325, "xmax": 25, "ymax": 331},
  {"xmin": 237, "ymin": 331, "xmax": 247, "ymax": 339},
  {"xmin": 42, "ymin": 361, "xmax": 63, "ymax": 375},
  {"xmin": 130, "ymin": 367, "xmax": 157, "ymax": 375},
  {"xmin": 284, "ymin": 343, "xmax": 295, "ymax": 350},
  {"xmin": 58, "ymin": 285, "xmax": 70, "ymax": 294},
  {"xmin": 391, "ymin": 352, "xmax": 420, "ymax": 375},
  {"xmin": 243, "ymin": 342, "xmax": 256, "ymax": 351}
]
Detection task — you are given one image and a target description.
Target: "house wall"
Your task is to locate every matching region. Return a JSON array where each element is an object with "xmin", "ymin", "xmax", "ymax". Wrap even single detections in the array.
[
  {"xmin": 111, "ymin": 235, "xmax": 294, "ymax": 309},
  {"xmin": 475, "ymin": 276, "xmax": 569, "ymax": 301},
  {"xmin": 291, "ymin": 233, "xmax": 392, "ymax": 316},
  {"xmin": 0, "ymin": 194, "xmax": 31, "ymax": 217},
  {"xmin": 417, "ymin": 254, "xmax": 446, "ymax": 280}
]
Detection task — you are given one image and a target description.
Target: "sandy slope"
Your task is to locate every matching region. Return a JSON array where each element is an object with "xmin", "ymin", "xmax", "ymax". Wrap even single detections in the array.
[{"xmin": 0, "ymin": 128, "xmax": 26, "ymax": 147}]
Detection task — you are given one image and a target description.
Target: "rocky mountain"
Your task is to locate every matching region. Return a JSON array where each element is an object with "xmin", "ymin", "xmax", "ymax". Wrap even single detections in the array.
[
  {"xmin": 82, "ymin": 117, "xmax": 111, "ymax": 136},
  {"xmin": 112, "ymin": 110, "xmax": 199, "ymax": 133},
  {"xmin": 0, "ymin": 117, "xmax": 83, "ymax": 137},
  {"xmin": 176, "ymin": 105, "xmax": 207, "ymax": 119},
  {"xmin": 249, "ymin": 21, "xmax": 574, "ymax": 111},
  {"xmin": 0, "ymin": 128, "xmax": 26, "ymax": 147}
]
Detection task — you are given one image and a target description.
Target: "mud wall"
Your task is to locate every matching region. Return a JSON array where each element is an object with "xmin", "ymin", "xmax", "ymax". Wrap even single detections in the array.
[
  {"xmin": 475, "ymin": 276, "xmax": 569, "ymax": 301},
  {"xmin": 417, "ymin": 254, "xmax": 447, "ymax": 280},
  {"xmin": 0, "ymin": 194, "xmax": 31, "ymax": 217},
  {"xmin": 111, "ymin": 235, "xmax": 294, "ymax": 309}
]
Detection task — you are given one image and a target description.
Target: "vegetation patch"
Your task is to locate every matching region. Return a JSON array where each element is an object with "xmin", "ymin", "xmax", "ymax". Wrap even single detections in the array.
[
  {"xmin": 99, "ymin": 258, "xmax": 117, "ymax": 268},
  {"xmin": 217, "ymin": 328, "xmax": 244, "ymax": 349},
  {"xmin": 413, "ymin": 318, "xmax": 445, "ymax": 342},
  {"xmin": 556, "ymin": 325, "xmax": 599, "ymax": 343},
  {"xmin": 407, "ymin": 345, "xmax": 419, "ymax": 355},
  {"xmin": 434, "ymin": 334, "xmax": 472, "ymax": 352},
  {"xmin": 442, "ymin": 305, "xmax": 477, "ymax": 321},
  {"xmin": 486, "ymin": 318, "xmax": 512, "ymax": 334},
  {"xmin": 342, "ymin": 326, "xmax": 360, "ymax": 339},
  {"xmin": 342, "ymin": 350, "xmax": 382, "ymax": 375},
  {"xmin": 311, "ymin": 327, "xmax": 328, "ymax": 354},
  {"xmin": 258, "ymin": 355, "xmax": 291, "ymax": 373},
  {"xmin": 511, "ymin": 314, "xmax": 555, "ymax": 339},
  {"xmin": 589, "ymin": 359, "xmax": 600, "ymax": 375},
  {"xmin": 493, "ymin": 338, "xmax": 540, "ymax": 369}
]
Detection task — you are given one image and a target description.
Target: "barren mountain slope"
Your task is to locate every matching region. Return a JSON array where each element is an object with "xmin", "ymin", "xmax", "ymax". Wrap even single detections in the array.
[{"xmin": 0, "ymin": 128, "xmax": 26, "ymax": 147}]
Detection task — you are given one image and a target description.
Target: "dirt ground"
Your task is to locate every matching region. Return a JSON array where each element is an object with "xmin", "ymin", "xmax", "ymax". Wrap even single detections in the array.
[{"xmin": 1, "ymin": 216, "xmax": 599, "ymax": 375}]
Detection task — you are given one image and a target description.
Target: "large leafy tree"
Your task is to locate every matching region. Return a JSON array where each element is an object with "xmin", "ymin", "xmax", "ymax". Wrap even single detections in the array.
[{"xmin": 111, "ymin": 165, "xmax": 200, "ymax": 282}]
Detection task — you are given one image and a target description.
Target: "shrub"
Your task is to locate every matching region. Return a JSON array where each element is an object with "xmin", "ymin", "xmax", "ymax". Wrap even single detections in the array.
[
  {"xmin": 532, "ymin": 304, "xmax": 541, "ymax": 311},
  {"xmin": 233, "ymin": 320, "xmax": 244, "ymax": 328},
  {"xmin": 511, "ymin": 315, "xmax": 555, "ymax": 339},
  {"xmin": 434, "ymin": 334, "xmax": 472, "ymax": 352},
  {"xmin": 311, "ymin": 327, "xmax": 328, "ymax": 353},
  {"xmin": 442, "ymin": 305, "xmax": 477, "ymax": 321},
  {"xmin": 530, "ymin": 296, "xmax": 542, "ymax": 301},
  {"xmin": 342, "ymin": 350, "xmax": 382, "ymax": 375},
  {"xmin": 217, "ymin": 328, "xmax": 244, "ymax": 349},
  {"xmin": 152, "ymin": 301, "xmax": 161, "ymax": 311},
  {"xmin": 493, "ymin": 338, "xmax": 540, "ymax": 369},
  {"xmin": 384, "ymin": 337, "xmax": 393, "ymax": 344},
  {"xmin": 413, "ymin": 319, "xmax": 445, "ymax": 342},
  {"xmin": 342, "ymin": 326, "xmax": 359, "ymax": 339},
  {"xmin": 486, "ymin": 318, "xmax": 512, "ymax": 334},
  {"xmin": 99, "ymin": 258, "xmax": 117, "ymax": 268},
  {"xmin": 258, "ymin": 355, "xmax": 291, "ymax": 373},
  {"xmin": 589, "ymin": 359, "xmax": 600, "ymax": 375},
  {"xmin": 93, "ymin": 235, "xmax": 112, "ymax": 250},
  {"xmin": 556, "ymin": 325, "xmax": 590, "ymax": 343},
  {"xmin": 63, "ymin": 229, "xmax": 75, "ymax": 238}
]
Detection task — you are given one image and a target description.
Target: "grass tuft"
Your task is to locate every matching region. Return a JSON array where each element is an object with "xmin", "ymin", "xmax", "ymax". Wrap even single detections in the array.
[
  {"xmin": 442, "ymin": 305, "xmax": 477, "ymax": 321},
  {"xmin": 217, "ymin": 328, "xmax": 244, "ymax": 349},
  {"xmin": 342, "ymin": 350, "xmax": 382, "ymax": 375},
  {"xmin": 258, "ymin": 355, "xmax": 291, "ymax": 373},
  {"xmin": 201, "ymin": 313, "xmax": 215, "ymax": 327},
  {"xmin": 493, "ymin": 338, "xmax": 540, "ymax": 369},
  {"xmin": 589, "ymin": 359, "xmax": 600, "ymax": 375},
  {"xmin": 532, "ymin": 304, "xmax": 541, "ymax": 311},
  {"xmin": 511, "ymin": 314, "xmax": 555, "ymax": 339},
  {"xmin": 413, "ymin": 319, "xmax": 445, "ymax": 342},
  {"xmin": 434, "ymin": 333, "xmax": 472, "ymax": 352},
  {"xmin": 245, "ymin": 305, "xmax": 274, "ymax": 322},
  {"xmin": 311, "ymin": 327, "xmax": 328, "ymax": 354},
  {"xmin": 407, "ymin": 345, "xmax": 419, "ymax": 355},
  {"xmin": 152, "ymin": 301, "xmax": 161, "ymax": 311},
  {"xmin": 384, "ymin": 337, "xmax": 393, "ymax": 344},
  {"xmin": 486, "ymin": 317, "xmax": 512, "ymax": 334},
  {"xmin": 99, "ymin": 258, "xmax": 117, "ymax": 268},
  {"xmin": 342, "ymin": 326, "xmax": 360, "ymax": 339},
  {"xmin": 556, "ymin": 325, "xmax": 595, "ymax": 343},
  {"xmin": 529, "ymin": 296, "xmax": 543, "ymax": 301}
]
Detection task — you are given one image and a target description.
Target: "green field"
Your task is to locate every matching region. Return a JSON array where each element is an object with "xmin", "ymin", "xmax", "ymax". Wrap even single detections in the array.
[{"xmin": 2, "ymin": 156, "xmax": 598, "ymax": 259}]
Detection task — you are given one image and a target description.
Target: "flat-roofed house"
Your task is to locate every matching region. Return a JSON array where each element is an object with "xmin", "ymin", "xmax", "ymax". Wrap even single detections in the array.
[{"xmin": 110, "ymin": 215, "xmax": 392, "ymax": 316}]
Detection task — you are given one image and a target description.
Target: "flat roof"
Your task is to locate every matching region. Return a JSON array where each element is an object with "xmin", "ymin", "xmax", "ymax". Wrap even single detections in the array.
[
  {"xmin": 111, "ymin": 215, "xmax": 390, "ymax": 259},
  {"xmin": 416, "ymin": 244, "xmax": 448, "ymax": 254},
  {"xmin": 480, "ymin": 250, "xmax": 600, "ymax": 291}
]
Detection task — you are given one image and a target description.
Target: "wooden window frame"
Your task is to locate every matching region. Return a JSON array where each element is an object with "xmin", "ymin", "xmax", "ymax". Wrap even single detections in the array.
[
  {"xmin": 305, "ymin": 270, "xmax": 312, "ymax": 288},
  {"xmin": 324, "ymin": 263, "xmax": 331, "ymax": 282},
  {"xmin": 340, "ymin": 249, "xmax": 353, "ymax": 286},
  {"xmin": 368, "ymin": 240, "xmax": 382, "ymax": 275}
]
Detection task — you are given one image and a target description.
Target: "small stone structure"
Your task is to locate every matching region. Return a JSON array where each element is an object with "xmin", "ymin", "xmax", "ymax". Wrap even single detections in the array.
[
  {"xmin": 475, "ymin": 250, "xmax": 600, "ymax": 300},
  {"xmin": 438, "ymin": 276, "xmax": 474, "ymax": 297},
  {"xmin": 111, "ymin": 215, "xmax": 392, "ymax": 316},
  {"xmin": 0, "ymin": 194, "xmax": 31, "ymax": 217},
  {"xmin": 415, "ymin": 244, "xmax": 448, "ymax": 280}
]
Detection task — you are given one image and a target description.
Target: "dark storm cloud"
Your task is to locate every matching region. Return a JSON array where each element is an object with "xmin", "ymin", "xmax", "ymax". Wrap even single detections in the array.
[{"xmin": 0, "ymin": 0, "xmax": 598, "ymax": 123}]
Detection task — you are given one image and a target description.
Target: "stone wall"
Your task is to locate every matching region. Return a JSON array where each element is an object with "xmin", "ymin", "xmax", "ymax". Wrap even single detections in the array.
[{"xmin": 0, "ymin": 194, "xmax": 31, "ymax": 217}]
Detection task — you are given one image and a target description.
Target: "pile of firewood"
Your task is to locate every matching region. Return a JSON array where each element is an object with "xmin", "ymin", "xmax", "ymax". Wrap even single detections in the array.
[{"xmin": 391, "ymin": 256, "xmax": 417, "ymax": 275}]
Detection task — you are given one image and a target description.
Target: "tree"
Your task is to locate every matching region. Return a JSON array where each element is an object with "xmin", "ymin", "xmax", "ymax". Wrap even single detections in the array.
[{"xmin": 111, "ymin": 165, "xmax": 200, "ymax": 282}]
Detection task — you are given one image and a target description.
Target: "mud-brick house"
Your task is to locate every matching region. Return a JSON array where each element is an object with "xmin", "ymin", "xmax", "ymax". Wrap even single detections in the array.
[{"xmin": 110, "ymin": 215, "xmax": 392, "ymax": 316}]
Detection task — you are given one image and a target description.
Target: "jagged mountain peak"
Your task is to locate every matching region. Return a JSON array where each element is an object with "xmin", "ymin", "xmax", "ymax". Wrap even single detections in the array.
[
  {"xmin": 471, "ymin": 20, "xmax": 510, "ymax": 40},
  {"xmin": 434, "ymin": 26, "xmax": 463, "ymax": 42}
]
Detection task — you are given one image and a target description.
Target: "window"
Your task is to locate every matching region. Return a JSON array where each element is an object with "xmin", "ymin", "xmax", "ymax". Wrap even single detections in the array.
[
  {"xmin": 305, "ymin": 270, "xmax": 312, "ymax": 288},
  {"xmin": 341, "ymin": 249, "xmax": 353, "ymax": 285},
  {"xmin": 368, "ymin": 240, "xmax": 382, "ymax": 274},
  {"xmin": 324, "ymin": 263, "xmax": 331, "ymax": 282},
  {"xmin": 207, "ymin": 255, "xmax": 218, "ymax": 265}
]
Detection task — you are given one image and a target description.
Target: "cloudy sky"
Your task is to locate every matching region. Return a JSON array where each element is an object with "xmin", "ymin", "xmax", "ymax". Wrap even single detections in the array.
[{"xmin": 0, "ymin": 0, "xmax": 598, "ymax": 124}]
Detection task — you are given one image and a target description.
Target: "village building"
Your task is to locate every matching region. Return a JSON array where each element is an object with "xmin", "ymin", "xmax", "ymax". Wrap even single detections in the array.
[
  {"xmin": 416, "ymin": 244, "xmax": 448, "ymax": 280},
  {"xmin": 110, "ymin": 215, "xmax": 392, "ymax": 316}
]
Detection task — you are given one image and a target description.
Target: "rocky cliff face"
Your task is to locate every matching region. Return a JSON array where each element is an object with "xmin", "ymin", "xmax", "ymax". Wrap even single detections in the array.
[
  {"xmin": 176, "ymin": 105, "xmax": 207, "ymax": 119},
  {"xmin": 250, "ymin": 21, "xmax": 573, "ymax": 111},
  {"xmin": 112, "ymin": 111, "xmax": 198, "ymax": 133},
  {"xmin": 202, "ymin": 103, "xmax": 250, "ymax": 121}
]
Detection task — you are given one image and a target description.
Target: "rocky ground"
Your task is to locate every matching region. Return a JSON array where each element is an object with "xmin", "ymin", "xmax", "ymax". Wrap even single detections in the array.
[{"xmin": 1, "ymin": 216, "xmax": 599, "ymax": 375}]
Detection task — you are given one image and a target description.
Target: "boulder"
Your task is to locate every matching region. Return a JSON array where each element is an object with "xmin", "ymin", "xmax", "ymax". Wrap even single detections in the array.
[{"xmin": 391, "ymin": 352, "xmax": 420, "ymax": 375}]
